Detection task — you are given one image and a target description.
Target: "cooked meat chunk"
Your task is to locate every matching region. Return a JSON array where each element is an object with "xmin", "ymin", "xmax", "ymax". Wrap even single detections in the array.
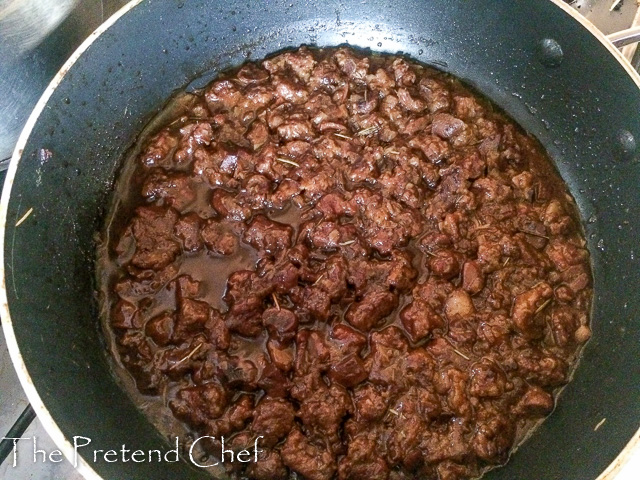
[
  {"xmin": 243, "ymin": 215, "xmax": 293, "ymax": 255},
  {"xmin": 345, "ymin": 289, "xmax": 398, "ymax": 331},
  {"xmin": 174, "ymin": 213, "xmax": 203, "ymax": 252},
  {"xmin": 169, "ymin": 383, "xmax": 227, "ymax": 427},
  {"xmin": 129, "ymin": 206, "xmax": 180, "ymax": 270},
  {"xmin": 262, "ymin": 308, "xmax": 298, "ymax": 344},
  {"xmin": 201, "ymin": 220, "xmax": 238, "ymax": 255},
  {"xmin": 247, "ymin": 449, "xmax": 288, "ymax": 480},
  {"xmin": 400, "ymin": 299, "xmax": 444, "ymax": 342},
  {"xmin": 281, "ymin": 428, "xmax": 336, "ymax": 480},
  {"xmin": 142, "ymin": 171, "xmax": 195, "ymax": 210},
  {"xmin": 251, "ymin": 397, "xmax": 295, "ymax": 447},
  {"xmin": 512, "ymin": 282, "xmax": 553, "ymax": 338}
]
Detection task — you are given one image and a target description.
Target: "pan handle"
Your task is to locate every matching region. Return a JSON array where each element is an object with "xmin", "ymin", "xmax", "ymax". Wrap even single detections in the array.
[
  {"xmin": 607, "ymin": 6, "xmax": 640, "ymax": 63},
  {"xmin": 608, "ymin": 26, "xmax": 640, "ymax": 47}
]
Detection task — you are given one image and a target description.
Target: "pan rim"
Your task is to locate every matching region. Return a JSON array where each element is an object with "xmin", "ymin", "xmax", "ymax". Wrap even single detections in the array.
[
  {"xmin": 0, "ymin": 0, "xmax": 144, "ymax": 478},
  {"xmin": 0, "ymin": 0, "xmax": 638, "ymax": 478}
]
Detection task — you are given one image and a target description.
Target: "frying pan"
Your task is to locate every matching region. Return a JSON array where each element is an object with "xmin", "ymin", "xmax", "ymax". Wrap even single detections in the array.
[{"xmin": 1, "ymin": 0, "xmax": 638, "ymax": 479}]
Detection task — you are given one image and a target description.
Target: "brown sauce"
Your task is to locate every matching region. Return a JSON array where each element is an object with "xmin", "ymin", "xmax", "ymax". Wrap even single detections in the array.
[{"xmin": 97, "ymin": 46, "xmax": 593, "ymax": 480}]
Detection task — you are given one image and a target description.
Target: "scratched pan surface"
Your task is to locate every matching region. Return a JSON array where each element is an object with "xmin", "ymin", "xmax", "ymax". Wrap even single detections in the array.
[{"xmin": 1, "ymin": 0, "xmax": 639, "ymax": 479}]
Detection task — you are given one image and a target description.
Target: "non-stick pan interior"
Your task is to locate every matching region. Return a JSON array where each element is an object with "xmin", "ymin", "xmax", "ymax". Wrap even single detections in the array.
[{"xmin": 2, "ymin": 1, "xmax": 639, "ymax": 479}]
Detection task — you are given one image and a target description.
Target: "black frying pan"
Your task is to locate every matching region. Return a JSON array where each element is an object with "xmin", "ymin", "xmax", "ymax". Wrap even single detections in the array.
[{"xmin": 1, "ymin": 1, "xmax": 639, "ymax": 479}]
